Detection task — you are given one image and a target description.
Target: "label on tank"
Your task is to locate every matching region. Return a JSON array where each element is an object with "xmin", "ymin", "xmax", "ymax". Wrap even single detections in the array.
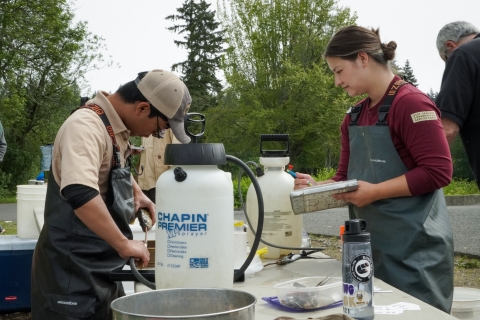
[
  {"xmin": 190, "ymin": 258, "xmax": 209, "ymax": 268},
  {"xmin": 158, "ymin": 212, "xmax": 208, "ymax": 238},
  {"xmin": 263, "ymin": 210, "xmax": 293, "ymax": 231}
]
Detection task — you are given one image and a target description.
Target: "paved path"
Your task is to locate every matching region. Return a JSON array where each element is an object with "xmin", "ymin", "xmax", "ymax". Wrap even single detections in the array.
[
  {"xmin": 0, "ymin": 203, "xmax": 17, "ymax": 222},
  {"xmin": 236, "ymin": 204, "xmax": 480, "ymax": 258}
]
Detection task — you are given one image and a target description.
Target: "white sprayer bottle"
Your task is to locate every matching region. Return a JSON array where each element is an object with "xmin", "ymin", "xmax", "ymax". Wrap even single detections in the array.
[
  {"xmin": 246, "ymin": 134, "xmax": 303, "ymax": 259},
  {"xmin": 155, "ymin": 142, "xmax": 234, "ymax": 289}
]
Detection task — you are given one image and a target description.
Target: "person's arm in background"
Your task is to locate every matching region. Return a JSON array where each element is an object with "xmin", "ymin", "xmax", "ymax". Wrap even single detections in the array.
[
  {"xmin": 0, "ymin": 121, "xmax": 7, "ymax": 161},
  {"xmin": 436, "ymin": 45, "xmax": 475, "ymax": 146},
  {"xmin": 442, "ymin": 118, "xmax": 460, "ymax": 145}
]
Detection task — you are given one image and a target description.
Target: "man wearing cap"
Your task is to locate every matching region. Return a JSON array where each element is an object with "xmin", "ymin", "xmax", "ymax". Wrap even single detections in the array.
[{"xmin": 31, "ymin": 70, "xmax": 191, "ymax": 320}]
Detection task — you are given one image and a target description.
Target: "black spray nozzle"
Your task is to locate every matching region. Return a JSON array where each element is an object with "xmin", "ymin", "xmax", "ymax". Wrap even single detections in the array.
[
  {"xmin": 255, "ymin": 167, "xmax": 265, "ymax": 177},
  {"xmin": 174, "ymin": 167, "xmax": 187, "ymax": 182},
  {"xmin": 344, "ymin": 219, "xmax": 367, "ymax": 235}
]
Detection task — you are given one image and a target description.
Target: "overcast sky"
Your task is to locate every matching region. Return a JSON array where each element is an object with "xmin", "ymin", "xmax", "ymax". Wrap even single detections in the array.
[{"xmin": 74, "ymin": 0, "xmax": 480, "ymax": 96}]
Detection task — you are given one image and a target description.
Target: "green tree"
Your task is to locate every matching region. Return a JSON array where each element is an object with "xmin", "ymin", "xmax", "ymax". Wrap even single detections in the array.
[
  {"xmin": 166, "ymin": 0, "xmax": 224, "ymax": 112},
  {"xmin": 401, "ymin": 59, "xmax": 418, "ymax": 86},
  {"xmin": 209, "ymin": 0, "xmax": 357, "ymax": 171},
  {"xmin": 0, "ymin": 0, "xmax": 110, "ymax": 190},
  {"xmin": 451, "ymin": 138, "xmax": 475, "ymax": 180},
  {"xmin": 427, "ymin": 89, "xmax": 438, "ymax": 101},
  {"xmin": 389, "ymin": 59, "xmax": 403, "ymax": 77}
]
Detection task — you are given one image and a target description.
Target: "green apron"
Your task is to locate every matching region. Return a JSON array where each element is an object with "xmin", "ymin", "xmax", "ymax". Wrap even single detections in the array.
[
  {"xmin": 31, "ymin": 105, "xmax": 135, "ymax": 319},
  {"xmin": 346, "ymin": 82, "xmax": 454, "ymax": 313}
]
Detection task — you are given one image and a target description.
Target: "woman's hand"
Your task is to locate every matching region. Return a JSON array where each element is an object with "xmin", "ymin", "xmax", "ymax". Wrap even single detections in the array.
[
  {"xmin": 331, "ymin": 180, "xmax": 378, "ymax": 207},
  {"xmin": 293, "ymin": 173, "xmax": 317, "ymax": 190},
  {"xmin": 331, "ymin": 176, "xmax": 411, "ymax": 207}
]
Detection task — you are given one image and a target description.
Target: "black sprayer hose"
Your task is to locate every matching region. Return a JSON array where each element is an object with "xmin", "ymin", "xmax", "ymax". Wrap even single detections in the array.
[
  {"xmin": 238, "ymin": 162, "xmax": 325, "ymax": 252},
  {"xmin": 227, "ymin": 155, "xmax": 264, "ymax": 282},
  {"xmin": 129, "ymin": 257, "xmax": 156, "ymax": 290}
]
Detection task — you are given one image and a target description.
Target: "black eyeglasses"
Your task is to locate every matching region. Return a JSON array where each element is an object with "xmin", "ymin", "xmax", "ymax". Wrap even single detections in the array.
[{"xmin": 151, "ymin": 116, "xmax": 165, "ymax": 139}]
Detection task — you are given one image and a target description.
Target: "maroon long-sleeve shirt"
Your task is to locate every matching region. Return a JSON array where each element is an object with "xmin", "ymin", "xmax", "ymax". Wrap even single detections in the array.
[{"xmin": 331, "ymin": 77, "xmax": 452, "ymax": 196}]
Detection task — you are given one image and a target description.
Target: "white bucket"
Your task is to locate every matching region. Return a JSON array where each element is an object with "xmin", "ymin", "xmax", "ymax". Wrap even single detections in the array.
[
  {"xmin": 452, "ymin": 287, "xmax": 480, "ymax": 320},
  {"xmin": 17, "ymin": 185, "xmax": 47, "ymax": 239}
]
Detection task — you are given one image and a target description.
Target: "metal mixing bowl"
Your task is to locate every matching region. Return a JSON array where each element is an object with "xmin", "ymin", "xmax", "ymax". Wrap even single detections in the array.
[{"xmin": 111, "ymin": 288, "xmax": 256, "ymax": 319}]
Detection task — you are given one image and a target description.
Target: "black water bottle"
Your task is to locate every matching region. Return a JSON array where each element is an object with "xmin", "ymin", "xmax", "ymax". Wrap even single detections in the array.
[{"xmin": 342, "ymin": 219, "xmax": 374, "ymax": 320}]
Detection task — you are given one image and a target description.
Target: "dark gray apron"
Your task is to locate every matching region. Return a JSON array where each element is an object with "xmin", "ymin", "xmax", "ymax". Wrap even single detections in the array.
[
  {"xmin": 31, "ymin": 105, "xmax": 135, "ymax": 320},
  {"xmin": 346, "ymin": 82, "xmax": 454, "ymax": 313}
]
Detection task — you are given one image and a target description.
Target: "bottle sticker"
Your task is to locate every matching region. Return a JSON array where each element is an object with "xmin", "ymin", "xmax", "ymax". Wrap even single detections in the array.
[
  {"xmin": 350, "ymin": 254, "xmax": 373, "ymax": 283},
  {"xmin": 343, "ymin": 283, "xmax": 372, "ymax": 310}
]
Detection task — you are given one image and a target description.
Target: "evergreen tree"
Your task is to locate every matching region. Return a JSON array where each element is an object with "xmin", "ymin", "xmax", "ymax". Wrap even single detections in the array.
[
  {"xmin": 389, "ymin": 59, "xmax": 403, "ymax": 77},
  {"xmin": 166, "ymin": 0, "xmax": 224, "ymax": 112},
  {"xmin": 427, "ymin": 89, "xmax": 438, "ymax": 101},
  {"xmin": 401, "ymin": 59, "xmax": 418, "ymax": 87}
]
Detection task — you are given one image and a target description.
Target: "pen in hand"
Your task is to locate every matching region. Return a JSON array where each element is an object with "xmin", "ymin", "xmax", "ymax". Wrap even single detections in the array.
[{"xmin": 286, "ymin": 165, "xmax": 313, "ymax": 186}]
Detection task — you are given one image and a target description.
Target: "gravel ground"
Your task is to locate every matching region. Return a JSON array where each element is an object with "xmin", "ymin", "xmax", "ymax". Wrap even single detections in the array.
[
  {"xmin": 310, "ymin": 234, "xmax": 480, "ymax": 289},
  {"xmin": 1, "ymin": 235, "xmax": 479, "ymax": 319}
]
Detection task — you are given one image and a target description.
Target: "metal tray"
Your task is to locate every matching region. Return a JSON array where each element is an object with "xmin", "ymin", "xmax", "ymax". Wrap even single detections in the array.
[{"xmin": 290, "ymin": 180, "xmax": 358, "ymax": 215}]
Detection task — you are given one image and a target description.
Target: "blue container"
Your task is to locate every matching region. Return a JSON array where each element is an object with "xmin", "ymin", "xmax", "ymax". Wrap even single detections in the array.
[{"xmin": 0, "ymin": 236, "xmax": 37, "ymax": 313}]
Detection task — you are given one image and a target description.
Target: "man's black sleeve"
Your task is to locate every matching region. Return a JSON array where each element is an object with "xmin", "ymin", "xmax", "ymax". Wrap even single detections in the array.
[
  {"xmin": 62, "ymin": 184, "xmax": 99, "ymax": 210},
  {"xmin": 436, "ymin": 46, "xmax": 476, "ymax": 127}
]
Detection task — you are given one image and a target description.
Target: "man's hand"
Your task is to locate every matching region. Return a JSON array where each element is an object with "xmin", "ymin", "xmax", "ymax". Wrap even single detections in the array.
[
  {"xmin": 441, "ymin": 117, "xmax": 460, "ymax": 145},
  {"xmin": 132, "ymin": 177, "xmax": 156, "ymax": 225},
  {"xmin": 130, "ymin": 149, "xmax": 143, "ymax": 155},
  {"xmin": 117, "ymin": 239, "xmax": 150, "ymax": 268},
  {"xmin": 74, "ymin": 196, "xmax": 150, "ymax": 267}
]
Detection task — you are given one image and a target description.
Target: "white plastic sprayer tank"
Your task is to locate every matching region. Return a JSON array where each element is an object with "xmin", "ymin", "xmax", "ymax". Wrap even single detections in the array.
[
  {"xmin": 155, "ymin": 143, "xmax": 234, "ymax": 289},
  {"xmin": 246, "ymin": 135, "xmax": 303, "ymax": 259}
]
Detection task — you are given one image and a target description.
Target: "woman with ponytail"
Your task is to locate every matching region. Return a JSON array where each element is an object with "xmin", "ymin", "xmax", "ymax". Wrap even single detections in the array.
[{"xmin": 294, "ymin": 26, "xmax": 454, "ymax": 313}]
